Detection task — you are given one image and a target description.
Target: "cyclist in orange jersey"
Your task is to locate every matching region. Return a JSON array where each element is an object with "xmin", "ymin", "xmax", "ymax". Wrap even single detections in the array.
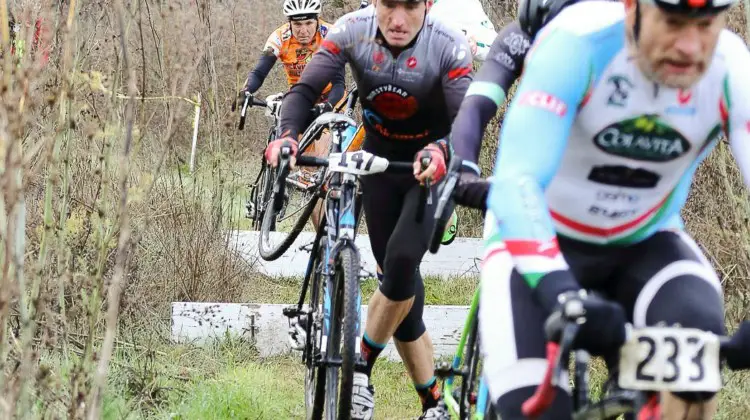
[{"xmin": 240, "ymin": 0, "xmax": 346, "ymax": 227}]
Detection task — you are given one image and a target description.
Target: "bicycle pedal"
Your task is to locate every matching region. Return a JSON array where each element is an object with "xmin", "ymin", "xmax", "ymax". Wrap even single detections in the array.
[
  {"xmin": 299, "ymin": 241, "xmax": 315, "ymax": 252},
  {"xmin": 282, "ymin": 306, "xmax": 301, "ymax": 318},
  {"xmin": 434, "ymin": 362, "xmax": 453, "ymax": 377},
  {"xmin": 358, "ymin": 267, "xmax": 374, "ymax": 280},
  {"xmin": 244, "ymin": 201, "xmax": 256, "ymax": 220}
]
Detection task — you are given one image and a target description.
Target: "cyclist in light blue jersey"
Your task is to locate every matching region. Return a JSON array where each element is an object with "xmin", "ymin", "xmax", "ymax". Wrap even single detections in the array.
[{"xmin": 478, "ymin": 0, "xmax": 750, "ymax": 418}]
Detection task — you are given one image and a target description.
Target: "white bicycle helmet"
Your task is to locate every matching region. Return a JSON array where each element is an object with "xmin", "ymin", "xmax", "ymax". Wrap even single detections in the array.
[{"xmin": 283, "ymin": 0, "xmax": 322, "ymax": 20}]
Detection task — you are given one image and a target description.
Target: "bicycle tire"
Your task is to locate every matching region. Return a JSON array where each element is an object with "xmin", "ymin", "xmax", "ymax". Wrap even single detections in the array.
[
  {"xmin": 323, "ymin": 246, "xmax": 360, "ymax": 420},
  {"xmin": 257, "ymin": 130, "xmax": 325, "ymax": 261},
  {"xmin": 306, "ymin": 237, "xmax": 327, "ymax": 420},
  {"xmin": 461, "ymin": 311, "xmax": 480, "ymax": 419},
  {"xmin": 258, "ymin": 189, "xmax": 319, "ymax": 261},
  {"xmin": 485, "ymin": 402, "xmax": 498, "ymax": 419},
  {"xmin": 253, "ymin": 164, "xmax": 276, "ymax": 231}
]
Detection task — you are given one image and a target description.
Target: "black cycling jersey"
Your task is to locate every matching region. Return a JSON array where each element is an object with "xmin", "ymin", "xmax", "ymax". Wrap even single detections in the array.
[
  {"xmin": 450, "ymin": 20, "xmax": 531, "ymax": 174},
  {"xmin": 278, "ymin": 6, "xmax": 474, "ymax": 143}
]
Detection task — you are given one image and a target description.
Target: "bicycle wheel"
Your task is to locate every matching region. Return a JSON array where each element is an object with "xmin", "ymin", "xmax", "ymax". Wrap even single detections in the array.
[
  {"xmin": 257, "ymin": 136, "xmax": 324, "ymax": 261},
  {"xmin": 258, "ymin": 189, "xmax": 319, "ymax": 261},
  {"xmin": 460, "ymin": 308, "xmax": 480, "ymax": 419},
  {"xmin": 323, "ymin": 246, "xmax": 360, "ymax": 420},
  {"xmin": 306, "ymin": 237, "xmax": 327, "ymax": 420},
  {"xmin": 252, "ymin": 163, "xmax": 275, "ymax": 231},
  {"xmin": 484, "ymin": 401, "xmax": 498, "ymax": 419}
]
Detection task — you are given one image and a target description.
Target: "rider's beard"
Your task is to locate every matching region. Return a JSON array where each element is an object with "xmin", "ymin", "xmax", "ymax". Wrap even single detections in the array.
[
  {"xmin": 626, "ymin": 16, "xmax": 718, "ymax": 90},
  {"xmin": 629, "ymin": 35, "xmax": 710, "ymax": 90}
]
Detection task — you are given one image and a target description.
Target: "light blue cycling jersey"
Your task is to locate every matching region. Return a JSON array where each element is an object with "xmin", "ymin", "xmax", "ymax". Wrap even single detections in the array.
[{"xmin": 485, "ymin": 1, "xmax": 750, "ymax": 280}]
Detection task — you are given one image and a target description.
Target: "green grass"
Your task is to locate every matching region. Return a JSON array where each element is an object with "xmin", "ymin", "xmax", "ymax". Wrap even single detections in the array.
[
  {"xmin": 159, "ymin": 356, "xmax": 424, "ymax": 420},
  {"xmin": 91, "ymin": 333, "xmax": 429, "ymax": 420},
  {"xmin": 91, "ymin": 333, "xmax": 750, "ymax": 420},
  {"xmin": 242, "ymin": 275, "xmax": 479, "ymax": 306}
]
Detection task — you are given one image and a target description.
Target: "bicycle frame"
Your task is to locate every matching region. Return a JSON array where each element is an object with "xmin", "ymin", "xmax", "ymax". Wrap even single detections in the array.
[
  {"xmin": 439, "ymin": 287, "xmax": 493, "ymax": 420},
  {"xmin": 318, "ymin": 119, "xmax": 366, "ymax": 361},
  {"xmin": 287, "ymin": 116, "xmax": 367, "ymax": 369}
]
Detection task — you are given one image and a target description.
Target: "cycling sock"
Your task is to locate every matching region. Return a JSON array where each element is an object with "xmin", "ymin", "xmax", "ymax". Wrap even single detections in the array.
[
  {"xmin": 415, "ymin": 376, "xmax": 440, "ymax": 411},
  {"xmin": 356, "ymin": 332, "xmax": 386, "ymax": 377}
]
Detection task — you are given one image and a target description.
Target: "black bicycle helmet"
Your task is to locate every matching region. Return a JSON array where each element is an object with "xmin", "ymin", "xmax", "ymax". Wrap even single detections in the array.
[
  {"xmin": 632, "ymin": 0, "xmax": 737, "ymax": 43},
  {"xmin": 518, "ymin": 0, "xmax": 582, "ymax": 38},
  {"xmin": 648, "ymin": 0, "xmax": 737, "ymax": 16}
]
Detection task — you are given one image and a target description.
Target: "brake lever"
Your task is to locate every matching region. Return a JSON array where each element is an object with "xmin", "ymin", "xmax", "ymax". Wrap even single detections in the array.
[
  {"xmin": 238, "ymin": 92, "xmax": 251, "ymax": 131},
  {"xmin": 272, "ymin": 147, "xmax": 292, "ymax": 212},
  {"xmin": 415, "ymin": 156, "xmax": 432, "ymax": 223},
  {"xmin": 552, "ymin": 322, "xmax": 580, "ymax": 387}
]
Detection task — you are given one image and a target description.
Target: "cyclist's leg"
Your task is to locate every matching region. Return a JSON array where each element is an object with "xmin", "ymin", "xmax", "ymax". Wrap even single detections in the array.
[
  {"xmin": 479, "ymin": 217, "xmax": 574, "ymax": 419},
  {"xmin": 388, "ymin": 186, "xmax": 442, "ymax": 410},
  {"xmin": 362, "ymin": 173, "xmax": 441, "ymax": 405},
  {"xmin": 350, "ymin": 171, "xmax": 406, "ymax": 418},
  {"xmin": 358, "ymin": 171, "xmax": 407, "ymax": 376},
  {"xmin": 304, "ymin": 89, "xmax": 345, "ymax": 162},
  {"xmin": 612, "ymin": 230, "xmax": 724, "ymax": 420},
  {"xmin": 393, "ymin": 271, "xmax": 441, "ymax": 411}
]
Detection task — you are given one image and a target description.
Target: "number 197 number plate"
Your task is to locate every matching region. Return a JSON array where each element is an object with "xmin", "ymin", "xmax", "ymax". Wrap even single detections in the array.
[{"xmin": 618, "ymin": 327, "xmax": 722, "ymax": 392}]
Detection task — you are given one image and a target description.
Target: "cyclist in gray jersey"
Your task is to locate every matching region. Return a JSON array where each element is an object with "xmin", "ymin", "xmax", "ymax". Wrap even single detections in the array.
[{"xmin": 265, "ymin": 1, "xmax": 474, "ymax": 418}]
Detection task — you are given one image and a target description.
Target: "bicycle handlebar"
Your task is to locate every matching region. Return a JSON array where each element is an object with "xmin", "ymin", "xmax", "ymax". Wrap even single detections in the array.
[
  {"xmin": 234, "ymin": 91, "xmax": 330, "ymax": 131},
  {"xmin": 415, "ymin": 157, "xmax": 432, "ymax": 224},
  {"xmin": 521, "ymin": 316, "xmax": 737, "ymax": 418},
  {"xmin": 270, "ymin": 146, "xmax": 294, "ymax": 214},
  {"xmin": 294, "ymin": 154, "xmax": 429, "ymax": 224},
  {"xmin": 429, "ymin": 158, "xmax": 463, "ymax": 254},
  {"xmin": 233, "ymin": 92, "xmax": 269, "ymax": 130}
]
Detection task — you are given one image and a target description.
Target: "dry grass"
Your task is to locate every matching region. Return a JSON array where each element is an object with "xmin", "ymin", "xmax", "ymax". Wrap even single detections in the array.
[
  {"xmin": 0, "ymin": 0, "xmax": 305, "ymax": 417},
  {"xmin": 0, "ymin": 0, "xmax": 748, "ymax": 418}
]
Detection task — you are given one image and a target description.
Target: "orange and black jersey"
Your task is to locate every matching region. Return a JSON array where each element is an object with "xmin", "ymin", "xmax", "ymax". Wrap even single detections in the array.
[{"xmin": 245, "ymin": 20, "xmax": 345, "ymax": 104}]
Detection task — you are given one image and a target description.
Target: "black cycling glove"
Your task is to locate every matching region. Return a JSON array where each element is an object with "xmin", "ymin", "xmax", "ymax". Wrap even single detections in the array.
[{"xmin": 546, "ymin": 290, "xmax": 627, "ymax": 357}]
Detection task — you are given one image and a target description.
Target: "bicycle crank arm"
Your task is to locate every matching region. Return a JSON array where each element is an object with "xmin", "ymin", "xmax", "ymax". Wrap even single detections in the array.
[{"xmin": 434, "ymin": 361, "xmax": 468, "ymax": 379}]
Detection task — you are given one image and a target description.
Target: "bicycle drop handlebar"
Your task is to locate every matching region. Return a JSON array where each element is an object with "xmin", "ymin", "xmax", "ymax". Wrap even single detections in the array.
[
  {"xmin": 290, "ymin": 154, "xmax": 432, "ymax": 225},
  {"xmin": 429, "ymin": 158, "xmax": 463, "ymax": 254},
  {"xmin": 521, "ymin": 314, "xmax": 740, "ymax": 418},
  {"xmin": 233, "ymin": 91, "xmax": 336, "ymax": 131},
  {"xmin": 415, "ymin": 156, "xmax": 432, "ymax": 224},
  {"xmin": 232, "ymin": 92, "xmax": 268, "ymax": 131}
]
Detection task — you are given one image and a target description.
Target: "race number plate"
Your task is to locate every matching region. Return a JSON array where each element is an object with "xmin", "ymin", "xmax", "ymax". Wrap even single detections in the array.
[
  {"xmin": 328, "ymin": 151, "xmax": 389, "ymax": 175},
  {"xmin": 618, "ymin": 327, "xmax": 722, "ymax": 392}
]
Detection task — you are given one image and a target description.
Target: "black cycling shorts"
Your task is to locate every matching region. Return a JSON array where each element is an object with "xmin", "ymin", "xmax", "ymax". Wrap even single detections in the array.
[
  {"xmin": 359, "ymin": 134, "xmax": 441, "ymax": 342},
  {"xmin": 479, "ymin": 228, "xmax": 724, "ymax": 419}
]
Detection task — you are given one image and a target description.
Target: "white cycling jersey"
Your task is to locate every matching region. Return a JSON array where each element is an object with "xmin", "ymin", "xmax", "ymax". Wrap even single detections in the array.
[
  {"xmin": 429, "ymin": 0, "xmax": 497, "ymax": 61},
  {"xmin": 488, "ymin": 1, "xmax": 750, "ymax": 248}
]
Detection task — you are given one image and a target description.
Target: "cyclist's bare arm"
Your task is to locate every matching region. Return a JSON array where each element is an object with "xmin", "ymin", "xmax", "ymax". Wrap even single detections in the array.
[
  {"xmin": 451, "ymin": 21, "xmax": 530, "ymax": 174},
  {"xmin": 278, "ymin": 25, "xmax": 351, "ymax": 139}
]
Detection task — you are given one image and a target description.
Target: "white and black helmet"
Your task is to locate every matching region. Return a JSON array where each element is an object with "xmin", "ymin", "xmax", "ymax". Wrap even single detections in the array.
[{"xmin": 283, "ymin": 0, "xmax": 322, "ymax": 20}]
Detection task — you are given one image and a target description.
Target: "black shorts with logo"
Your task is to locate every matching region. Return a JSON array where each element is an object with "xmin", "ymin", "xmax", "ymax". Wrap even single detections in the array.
[
  {"xmin": 358, "ymin": 133, "xmax": 443, "ymax": 342},
  {"xmin": 479, "ymin": 230, "xmax": 725, "ymax": 419}
]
